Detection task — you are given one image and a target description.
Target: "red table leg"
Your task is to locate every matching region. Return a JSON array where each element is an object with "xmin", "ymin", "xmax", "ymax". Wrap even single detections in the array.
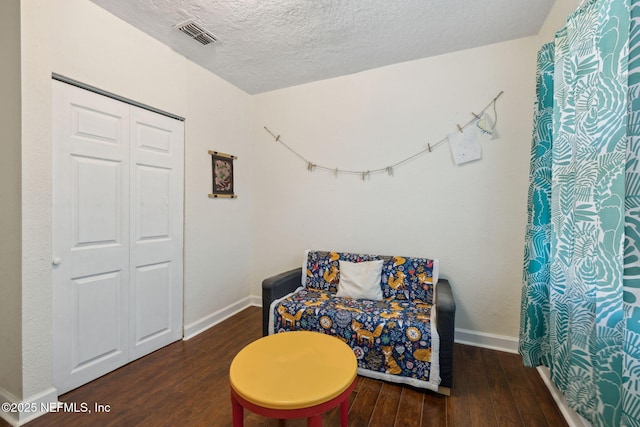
[
  {"xmin": 340, "ymin": 397, "xmax": 349, "ymax": 427},
  {"xmin": 231, "ymin": 392, "xmax": 244, "ymax": 427}
]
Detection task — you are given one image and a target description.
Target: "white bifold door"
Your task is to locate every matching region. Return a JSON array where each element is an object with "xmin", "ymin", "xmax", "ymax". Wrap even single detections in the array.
[{"xmin": 52, "ymin": 81, "xmax": 184, "ymax": 394}]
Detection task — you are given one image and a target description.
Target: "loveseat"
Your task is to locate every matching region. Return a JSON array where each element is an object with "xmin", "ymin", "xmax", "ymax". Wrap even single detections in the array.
[{"xmin": 261, "ymin": 250, "xmax": 455, "ymax": 395}]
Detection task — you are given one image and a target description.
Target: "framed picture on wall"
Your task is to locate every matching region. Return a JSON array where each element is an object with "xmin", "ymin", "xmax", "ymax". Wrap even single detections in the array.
[{"xmin": 208, "ymin": 150, "xmax": 237, "ymax": 199}]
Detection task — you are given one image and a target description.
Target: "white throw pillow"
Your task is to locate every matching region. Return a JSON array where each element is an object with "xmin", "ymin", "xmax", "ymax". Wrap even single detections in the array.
[{"xmin": 336, "ymin": 260, "xmax": 384, "ymax": 301}]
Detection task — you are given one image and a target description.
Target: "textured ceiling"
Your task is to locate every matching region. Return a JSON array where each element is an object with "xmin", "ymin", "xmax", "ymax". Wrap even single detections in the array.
[{"xmin": 89, "ymin": 0, "xmax": 556, "ymax": 94}]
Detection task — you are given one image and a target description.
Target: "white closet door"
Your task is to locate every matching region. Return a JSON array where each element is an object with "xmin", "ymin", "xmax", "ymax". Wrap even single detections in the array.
[
  {"xmin": 129, "ymin": 106, "xmax": 184, "ymax": 359},
  {"xmin": 52, "ymin": 81, "xmax": 131, "ymax": 394},
  {"xmin": 52, "ymin": 81, "xmax": 184, "ymax": 394}
]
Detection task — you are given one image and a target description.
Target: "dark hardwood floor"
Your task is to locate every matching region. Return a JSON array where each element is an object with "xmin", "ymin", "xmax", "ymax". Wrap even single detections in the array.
[{"xmin": 3, "ymin": 307, "xmax": 566, "ymax": 426}]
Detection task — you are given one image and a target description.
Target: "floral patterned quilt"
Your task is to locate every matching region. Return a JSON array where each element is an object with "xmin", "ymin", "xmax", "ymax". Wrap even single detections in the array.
[{"xmin": 269, "ymin": 250, "xmax": 441, "ymax": 391}]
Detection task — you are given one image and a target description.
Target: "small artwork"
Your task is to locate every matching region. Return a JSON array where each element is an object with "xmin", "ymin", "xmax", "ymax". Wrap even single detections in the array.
[{"xmin": 209, "ymin": 151, "xmax": 237, "ymax": 199}]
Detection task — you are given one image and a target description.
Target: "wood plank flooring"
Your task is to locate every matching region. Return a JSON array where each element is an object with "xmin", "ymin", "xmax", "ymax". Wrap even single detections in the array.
[{"xmin": 5, "ymin": 307, "xmax": 565, "ymax": 427}]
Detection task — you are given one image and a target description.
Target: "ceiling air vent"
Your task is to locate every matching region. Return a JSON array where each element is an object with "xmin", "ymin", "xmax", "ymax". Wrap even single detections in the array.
[{"xmin": 176, "ymin": 20, "xmax": 218, "ymax": 45}]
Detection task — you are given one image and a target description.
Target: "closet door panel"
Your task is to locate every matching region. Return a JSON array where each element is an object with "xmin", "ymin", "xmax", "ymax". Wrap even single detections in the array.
[
  {"xmin": 129, "ymin": 106, "xmax": 184, "ymax": 359},
  {"xmin": 134, "ymin": 262, "xmax": 172, "ymax": 344},
  {"xmin": 52, "ymin": 81, "xmax": 130, "ymax": 394}
]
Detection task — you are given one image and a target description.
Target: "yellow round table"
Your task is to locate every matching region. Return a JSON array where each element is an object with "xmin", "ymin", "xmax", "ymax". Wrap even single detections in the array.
[{"xmin": 229, "ymin": 331, "xmax": 357, "ymax": 426}]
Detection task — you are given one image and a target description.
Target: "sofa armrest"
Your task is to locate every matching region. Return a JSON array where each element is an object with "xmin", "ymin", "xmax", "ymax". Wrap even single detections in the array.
[
  {"xmin": 435, "ymin": 279, "xmax": 456, "ymax": 388},
  {"xmin": 262, "ymin": 267, "xmax": 303, "ymax": 336}
]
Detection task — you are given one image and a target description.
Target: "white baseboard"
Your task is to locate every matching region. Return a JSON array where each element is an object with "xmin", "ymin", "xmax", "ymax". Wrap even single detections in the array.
[
  {"xmin": 182, "ymin": 295, "xmax": 261, "ymax": 340},
  {"xmin": 249, "ymin": 295, "xmax": 261, "ymax": 307},
  {"xmin": 454, "ymin": 328, "xmax": 519, "ymax": 353},
  {"xmin": 0, "ymin": 386, "xmax": 58, "ymax": 426}
]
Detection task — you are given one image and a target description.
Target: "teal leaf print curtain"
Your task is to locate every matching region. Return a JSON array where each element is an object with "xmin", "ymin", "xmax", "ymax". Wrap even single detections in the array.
[
  {"xmin": 521, "ymin": 42, "xmax": 554, "ymax": 369},
  {"xmin": 520, "ymin": 0, "xmax": 640, "ymax": 426},
  {"xmin": 625, "ymin": 2, "xmax": 640, "ymax": 423}
]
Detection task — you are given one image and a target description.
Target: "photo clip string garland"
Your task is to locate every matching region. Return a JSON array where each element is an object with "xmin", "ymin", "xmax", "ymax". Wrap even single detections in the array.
[{"xmin": 264, "ymin": 90, "xmax": 503, "ymax": 180}]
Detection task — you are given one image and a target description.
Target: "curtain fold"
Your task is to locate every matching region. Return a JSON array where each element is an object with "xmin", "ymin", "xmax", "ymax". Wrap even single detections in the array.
[
  {"xmin": 520, "ymin": 41, "xmax": 554, "ymax": 368},
  {"xmin": 520, "ymin": 0, "xmax": 640, "ymax": 426},
  {"xmin": 624, "ymin": 2, "xmax": 640, "ymax": 424}
]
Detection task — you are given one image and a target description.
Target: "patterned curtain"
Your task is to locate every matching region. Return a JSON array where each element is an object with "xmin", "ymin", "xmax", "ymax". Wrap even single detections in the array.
[
  {"xmin": 624, "ymin": 2, "xmax": 640, "ymax": 424},
  {"xmin": 520, "ymin": 42, "xmax": 554, "ymax": 369},
  {"xmin": 520, "ymin": 0, "xmax": 640, "ymax": 426}
]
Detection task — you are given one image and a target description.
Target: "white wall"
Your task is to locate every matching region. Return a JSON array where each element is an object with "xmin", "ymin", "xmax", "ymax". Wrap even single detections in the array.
[
  {"xmin": 250, "ymin": 1, "xmax": 575, "ymax": 339},
  {"xmin": 0, "ymin": 0, "xmax": 23, "ymax": 401},
  {"xmin": 18, "ymin": 0, "xmax": 253, "ymax": 402},
  {"xmin": 537, "ymin": 0, "xmax": 579, "ymax": 44},
  {"xmin": 182, "ymin": 64, "xmax": 254, "ymax": 327}
]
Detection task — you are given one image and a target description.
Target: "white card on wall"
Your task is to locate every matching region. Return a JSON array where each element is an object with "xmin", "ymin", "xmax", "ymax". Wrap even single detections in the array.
[{"xmin": 448, "ymin": 127, "xmax": 482, "ymax": 165}]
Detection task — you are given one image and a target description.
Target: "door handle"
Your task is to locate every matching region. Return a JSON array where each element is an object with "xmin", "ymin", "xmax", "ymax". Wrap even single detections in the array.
[{"xmin": 52, "ymin": 257, "xmax": 62, "ymax": 266}]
